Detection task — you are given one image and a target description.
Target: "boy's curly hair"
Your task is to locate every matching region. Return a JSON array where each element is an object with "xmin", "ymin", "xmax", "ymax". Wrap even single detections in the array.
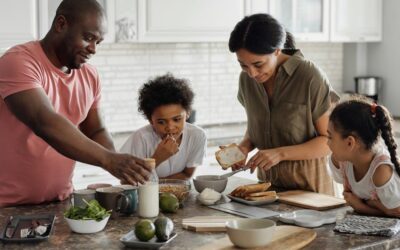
[{"xmin": 138, "ymin": 73, "xmax": 194, "ymax": 120}]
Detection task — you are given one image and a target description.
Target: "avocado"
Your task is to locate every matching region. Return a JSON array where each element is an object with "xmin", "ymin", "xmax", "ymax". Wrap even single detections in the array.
[
  {"xmin": 134, "ymin": 219, "xmax": 156, "ymax": 241},
  {"xmin": 154, "ymin": 216, "xmax": 174, "ymax": 241},
  {"xmin": 159, "ymin": 193, "xmax": 179, "ymax": 213}
]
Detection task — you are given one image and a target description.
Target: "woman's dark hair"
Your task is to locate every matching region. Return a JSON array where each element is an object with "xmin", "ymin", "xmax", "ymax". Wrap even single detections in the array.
[
  {"xmin": 330, "ymin": 96, "xmax": 400, "ymax": 176},
  {"xmin": 228, "ymin": 13, "xmax": 295, "ymax": 54},
  {"xmin": 138, "ymin": 73, "xmax": 194, "ymax": 120}
]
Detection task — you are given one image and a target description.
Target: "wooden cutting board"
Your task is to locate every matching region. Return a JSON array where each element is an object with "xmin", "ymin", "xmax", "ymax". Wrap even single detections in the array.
[
  {"xmin": 195, "ymin": 225, "xmax": 316, "ymax": 250},
  {"xmin": 182, "ymin": 216, "xmax": 238, "ymax": 232},
  {"xmin": 278, "ymin": 190, "xmax": 346, "ymax": 211}
]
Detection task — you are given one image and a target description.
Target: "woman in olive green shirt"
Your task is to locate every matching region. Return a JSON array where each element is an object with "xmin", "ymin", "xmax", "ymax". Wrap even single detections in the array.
[{"xmin": 227, "ymin": 13, "xmax": 339, "ymax": 195}]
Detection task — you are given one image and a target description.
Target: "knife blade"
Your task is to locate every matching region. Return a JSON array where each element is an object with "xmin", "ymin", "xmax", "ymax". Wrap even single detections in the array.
[
  {"xmin": 5, "ymin": 216, "xmax": 19, "ymax": 238},
  {"xmin": 208, "ymin": 206, "xmax": 255, "ymax": 218}
]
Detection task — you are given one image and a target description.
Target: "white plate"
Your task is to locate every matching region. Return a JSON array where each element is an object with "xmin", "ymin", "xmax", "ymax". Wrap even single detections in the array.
[
  {"xmin": 279, "ymin": 209, "xmax": 337, "ymax": 228},
  {"xmin": 120, "ymin": 230, "xmax": 177, "ymax": 249},
  {"xmin": 227, "ymin": 195, "xmax": 278, "ymax": 206}
]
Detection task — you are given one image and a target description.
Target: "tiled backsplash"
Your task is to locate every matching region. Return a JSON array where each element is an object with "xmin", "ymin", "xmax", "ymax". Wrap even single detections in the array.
[
  {"xmin": 91, "ymin": 42, "xmax": 343, "ymax": 133},
  {"xmin": 0, "ymin": 42, "xmax": 343, "ymax": 133}
]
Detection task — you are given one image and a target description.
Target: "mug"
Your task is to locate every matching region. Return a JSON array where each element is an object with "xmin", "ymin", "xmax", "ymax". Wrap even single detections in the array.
[
  {"xmin": 71, "ymin": 189, "xmax": 96, "ymax": 208},
  {"xmin": 114, "ymin": 185, "xmax": 138, "ymax": 216},
  {"xmin": 95, "ymin": 187, "xmax": 130, "ymax": 218}
]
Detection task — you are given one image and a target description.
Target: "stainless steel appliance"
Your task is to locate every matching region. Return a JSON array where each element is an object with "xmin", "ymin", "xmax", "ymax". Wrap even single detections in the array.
[{"xmin": 354, "ymin": 76, "xmax": 382, "ymax": 102}]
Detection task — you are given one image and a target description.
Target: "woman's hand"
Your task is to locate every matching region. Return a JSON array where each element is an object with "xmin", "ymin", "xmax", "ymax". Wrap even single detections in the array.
[
  {"xmin": 218, "ymin": 145, "xmax": 248, "ymax": 171},
  {"xmin": 246, "ymin": 148, "xmax": 283, "ymax": 173},
  {"xmin": 152, "ymin": 134, "xmax": 179, "ymax": 165}
]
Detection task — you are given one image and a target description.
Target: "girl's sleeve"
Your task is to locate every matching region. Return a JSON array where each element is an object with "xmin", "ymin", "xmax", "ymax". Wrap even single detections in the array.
[
  {"xmin": 375, "ymin": 167, "xmax": 400, "ymax": 209},
  {"xmin": 186, "ymin": 129, "xmax": 207, "ymax": 168},
  {"xmin": 328, "ymin": 156, "xmax": 344, "ymax": 184}
]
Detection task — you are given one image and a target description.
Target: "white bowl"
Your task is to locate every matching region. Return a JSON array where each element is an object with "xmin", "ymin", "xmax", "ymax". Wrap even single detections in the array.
[
  {"xmin": 226, "ymin": 219, "xmax": 275, "ymax": 248},
  {"xmin": 65, "ymin": 215, "xmax": 110, "ymax": 234}
]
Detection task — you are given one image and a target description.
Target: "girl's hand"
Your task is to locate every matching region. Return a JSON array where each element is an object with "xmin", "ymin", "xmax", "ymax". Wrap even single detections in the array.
[
  {"xmin": 218, "ymin": 145, "xmax": 248, "ymax": 171},
  {"xmin": 153, "ymin": 134, "xmax": 179, "ymax": 165},
  {"xmin": 343, "ymin": 191, "xmax": 364, "ymax": 209},
  {"xmin": 367, "ymin": 199, "xmax": 400, "ymax": 218},
  {"xmin": 246, "ymin": 148, "xmax": 283, "ymax": 173}
]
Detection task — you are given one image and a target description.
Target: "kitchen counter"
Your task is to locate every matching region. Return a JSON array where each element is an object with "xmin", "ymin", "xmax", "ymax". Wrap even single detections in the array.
[{"xmin": 1, "ymin": 177, "xmax": 400, "ymax": 250}]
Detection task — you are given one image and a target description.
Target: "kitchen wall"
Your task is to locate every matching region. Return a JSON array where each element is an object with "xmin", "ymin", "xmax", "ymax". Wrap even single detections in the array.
[
  {"xmin": 92, "ymin": 42, "xmax": 343, "ymax": 133},
  {"xmin": 343, "ymin": 0, "xmax": 400, "ymax": 117}
]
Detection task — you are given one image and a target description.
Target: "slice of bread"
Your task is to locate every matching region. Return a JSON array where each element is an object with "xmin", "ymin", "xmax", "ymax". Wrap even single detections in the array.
[
  {"xmin": 229, "ymin": 182, "xmax": 271, "ymax": 198},
  {"xmin": 215, "ymin": 144, "xmax": 246, "ymax": 169},
  {"xmin": 246, "ymin": 190, "xmax": 276, "ymax": 197},
  {"xmin": 244, "ymin": 195, "xmax": 278, "ymax": 201}
]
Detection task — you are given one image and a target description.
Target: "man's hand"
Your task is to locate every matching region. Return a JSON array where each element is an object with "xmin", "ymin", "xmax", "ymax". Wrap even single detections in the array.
[
  {"xmin": 246, "ymin": 148, "xmax": 283, "ymax": 173},
  {"xmin": 103, "ymin": 153, "xmax": 151, "ymax": 185},
  {"xmin": 152, "ymin": 135, "xmax": 179, "ymax": 165}
]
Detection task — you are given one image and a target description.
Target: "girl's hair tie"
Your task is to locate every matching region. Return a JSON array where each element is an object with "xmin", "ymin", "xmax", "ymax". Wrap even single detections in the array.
[{"xmin": 371, "ymin": 103, "xmax": 377, "ymax": 116}]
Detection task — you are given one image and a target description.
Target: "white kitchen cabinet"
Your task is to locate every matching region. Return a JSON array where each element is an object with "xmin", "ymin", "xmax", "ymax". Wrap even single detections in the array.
[
  {"xmin": 269, "ymin": 0, "xmax": 330, "ymax": 42},
  {"xmin": 0, "ymin": 0, "xmax": 38, "ymax": 50},
  {"xmin": 38, "ymin": 0, "xmax": 121, "ymax": 43},
  {"xmin": 330, "ymin": 0, "xmax": 382, "ymax": 42},
  {"xmin": 137, "ymin": 0, "xmax": 246, "ymax": 42}
]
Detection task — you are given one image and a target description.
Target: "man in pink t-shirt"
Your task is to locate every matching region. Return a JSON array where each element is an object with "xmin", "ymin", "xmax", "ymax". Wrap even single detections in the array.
[{"xmin": 0, "ymin": 0, "xmax": 151, "ymax": 207}]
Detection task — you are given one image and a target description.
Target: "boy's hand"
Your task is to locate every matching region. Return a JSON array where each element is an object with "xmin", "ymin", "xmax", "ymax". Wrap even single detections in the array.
[{"xmin": 153, "ymin": 134, "xmax": 179, "ymax": 165}]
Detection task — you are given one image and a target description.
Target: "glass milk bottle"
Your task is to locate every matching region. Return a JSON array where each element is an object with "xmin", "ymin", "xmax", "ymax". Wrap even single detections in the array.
[{"xmin": 138, "ymin": 158, "xmax": 159, "ymax": 218}]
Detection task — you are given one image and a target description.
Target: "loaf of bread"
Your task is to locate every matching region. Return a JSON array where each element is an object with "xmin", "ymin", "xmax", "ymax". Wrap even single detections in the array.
[{"xmin": 215, "ymin": 144, "xmax": 246, "ymax": 169}]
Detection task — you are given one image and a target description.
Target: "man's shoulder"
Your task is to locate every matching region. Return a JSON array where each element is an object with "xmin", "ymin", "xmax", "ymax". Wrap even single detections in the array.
[
  {"xmin": 1, "ymin": 41, "xmax": 40, "ymax": 62},
  {"xmin": 79, "ymin": 63, "xmax": 98, "ymax": 78}
]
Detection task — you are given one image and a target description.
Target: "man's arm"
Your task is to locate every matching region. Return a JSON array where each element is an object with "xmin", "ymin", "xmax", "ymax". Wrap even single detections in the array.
[
  {"xmin": 5, "ymin": 88, "xmax": 150, "ymax": 184},
  {"xmin": 79, "ymin": 108, "xmax": 115, "ymax": 152}
]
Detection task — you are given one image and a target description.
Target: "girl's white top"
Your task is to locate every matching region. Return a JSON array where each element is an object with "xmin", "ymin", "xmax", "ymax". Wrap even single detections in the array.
[{"xmin": 329, "ymin": 148, "xmax": 400, "ymax": 209}]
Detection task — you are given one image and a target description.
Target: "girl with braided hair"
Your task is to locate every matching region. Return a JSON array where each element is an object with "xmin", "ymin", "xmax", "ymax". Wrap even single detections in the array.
[{"xmin": 328, "ymin": 96, "xmax": 400, "ymax": 217}]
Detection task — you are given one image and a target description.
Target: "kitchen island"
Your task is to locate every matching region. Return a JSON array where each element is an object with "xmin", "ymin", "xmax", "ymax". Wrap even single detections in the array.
[{"xmin": 1, "ymin": 177, "xmax": 400, "ymax": 250}]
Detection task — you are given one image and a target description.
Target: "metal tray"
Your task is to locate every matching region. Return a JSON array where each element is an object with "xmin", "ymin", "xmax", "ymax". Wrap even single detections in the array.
[
  {"xmin": 0, "ymin": 214, "xmax": 56, "ymax": 243},
  {"xmin": 120, "ymin": 230, "xmax": 177, "ymax": 249}
]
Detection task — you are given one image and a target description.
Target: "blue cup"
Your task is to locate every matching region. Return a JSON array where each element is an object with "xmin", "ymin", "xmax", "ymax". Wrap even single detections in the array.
[{"xmin": 114, "ymin": 185, "xmax": 138, "ymax": 216}]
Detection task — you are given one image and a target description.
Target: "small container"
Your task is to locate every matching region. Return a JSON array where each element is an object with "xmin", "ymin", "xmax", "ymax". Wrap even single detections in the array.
[
  {"xmin": 226, "ymin": 219, "xmax": 276, "ymax": 248},
  {"xmin": 138, "ymin": 158, "xmax": 159, "ymax": 218}
]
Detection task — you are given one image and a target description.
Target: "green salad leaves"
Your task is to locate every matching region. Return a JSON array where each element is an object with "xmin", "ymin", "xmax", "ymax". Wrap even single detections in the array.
[{"xmin": 64, "ymin": 200, "xmax": 111, "ymax": 221}]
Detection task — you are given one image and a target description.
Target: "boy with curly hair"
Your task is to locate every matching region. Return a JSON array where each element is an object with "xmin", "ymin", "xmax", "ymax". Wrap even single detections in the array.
[{"xmin": 120, "ymin": 74, "xmax": 207, "ymax": 179}]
